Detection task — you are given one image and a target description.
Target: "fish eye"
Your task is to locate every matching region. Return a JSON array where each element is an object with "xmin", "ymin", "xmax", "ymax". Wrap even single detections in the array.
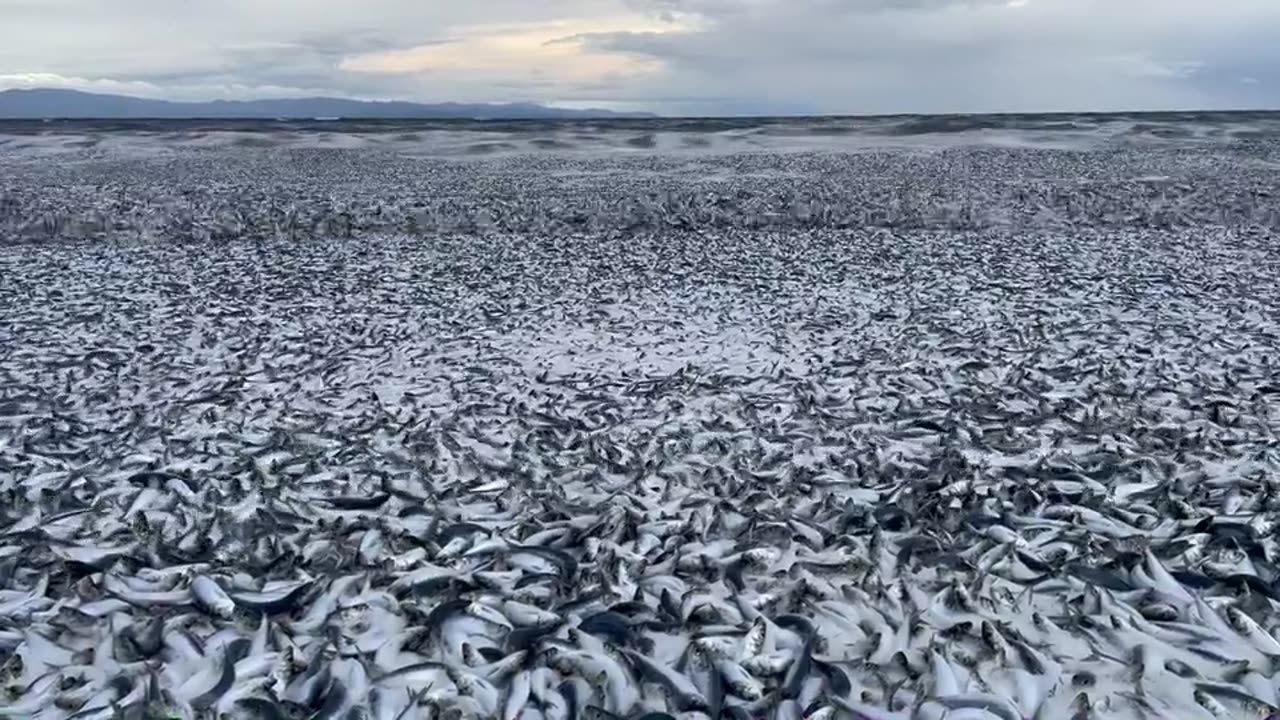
[{"xmin": 1072, "ymin": 671, "xmax": 1095, "ymax": 687}]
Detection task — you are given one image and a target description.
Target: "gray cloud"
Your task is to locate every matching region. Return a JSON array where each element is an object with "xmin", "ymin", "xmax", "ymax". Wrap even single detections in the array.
[
  {"xmin": 0, "ymin": 0, "xmax": 1276, "ymax": 113},
  {"xmin": 569, "ymin": 0, "xmax": 1280, "ymax": 113}
]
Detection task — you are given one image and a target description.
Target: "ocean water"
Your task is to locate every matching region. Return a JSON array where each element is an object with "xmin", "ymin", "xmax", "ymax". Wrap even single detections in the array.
[{"xmin": 2, "ymin": 110, "xmax": 1280, "ymax": 159}]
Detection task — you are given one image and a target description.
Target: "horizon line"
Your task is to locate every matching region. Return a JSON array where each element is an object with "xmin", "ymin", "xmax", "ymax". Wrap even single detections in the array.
[
  {"xmin": 4, "ymin": 109, "xmax": 1280, "ymax": 122},
  {"xmin": 2, "ymin": 88, "xmax": 1279, "ymax": 120}
]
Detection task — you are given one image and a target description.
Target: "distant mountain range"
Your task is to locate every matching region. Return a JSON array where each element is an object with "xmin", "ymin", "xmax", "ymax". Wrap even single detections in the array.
[{"xmin": 0, "ymin": 88, "xmax": 656, "ymax": 120}]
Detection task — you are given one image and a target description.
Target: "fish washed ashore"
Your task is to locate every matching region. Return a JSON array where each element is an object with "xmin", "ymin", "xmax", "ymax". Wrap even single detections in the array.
[{"xmin": 2, "ymin": 132, "xmax": 1280, "ymax": 719}]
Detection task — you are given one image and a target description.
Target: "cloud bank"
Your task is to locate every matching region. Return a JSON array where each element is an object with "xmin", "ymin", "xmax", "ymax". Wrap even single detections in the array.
[{"xmin": 1, "ymin": 0, "xmax": 1276, "ymax": 114}]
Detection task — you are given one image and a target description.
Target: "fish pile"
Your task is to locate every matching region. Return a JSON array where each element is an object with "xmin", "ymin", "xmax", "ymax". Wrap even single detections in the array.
[
  {"xmin": 3, "ymin": 135, "xmax": 1280, "ymax": 246},
  {"xmin": 2, "ymin": 138, "xmax": 1280, "ymax": 720}
]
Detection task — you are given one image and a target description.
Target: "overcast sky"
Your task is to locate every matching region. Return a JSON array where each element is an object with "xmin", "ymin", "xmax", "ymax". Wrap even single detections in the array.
[{"xmin": 0, "ymin": 0, "xmax": 1276, "ymax": 115}]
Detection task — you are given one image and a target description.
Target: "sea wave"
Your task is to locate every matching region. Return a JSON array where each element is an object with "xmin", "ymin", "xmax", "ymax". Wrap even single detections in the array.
[{"xmin": 4, "ymin": 111, "xmax": 1280, "ymax": 158}]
